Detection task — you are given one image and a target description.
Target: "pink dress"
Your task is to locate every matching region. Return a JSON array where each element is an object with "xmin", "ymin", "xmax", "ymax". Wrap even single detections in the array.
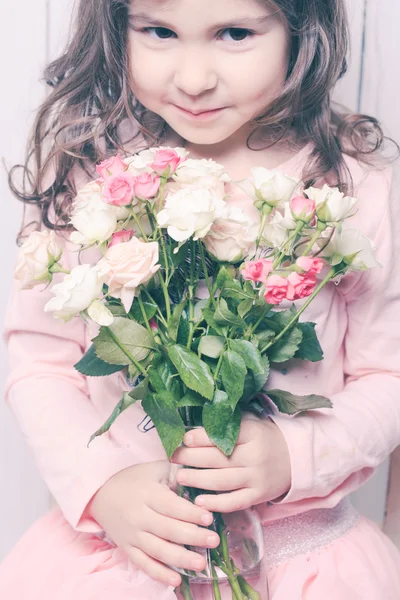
[{"xmin": 1, "ymin": 147, "xmax": 400, "ymax": 599}]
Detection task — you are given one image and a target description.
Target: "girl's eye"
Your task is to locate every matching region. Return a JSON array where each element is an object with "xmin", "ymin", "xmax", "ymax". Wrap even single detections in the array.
[
  {"xmin": 143, "ymin": 27, "xmax": 177, "ymax": 40},
  {"xmin": 218, "ymin": 28, "xmax": 255, "ymax": 43}
]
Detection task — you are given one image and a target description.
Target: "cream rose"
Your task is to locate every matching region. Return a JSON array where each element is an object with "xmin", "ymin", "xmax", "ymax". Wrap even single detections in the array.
[
  {"xmin": 70, "ymin": 182, "xmax": 118, "ymax": 245},
  {"xmin": 157, "ymin": 187, "xmax": 226, "ymax": 243},
  {"xmin": 44, "ymin": 264, "xmax": 103, "ymax": 321},
  {"xmin": 126, "ymin": 146, "xmax": 188, "ymax": 176},
  {"xmin": 262, "ymin": 204, "xmax": 297, "ymax": 248},
  {"xmin": 305, "ymin": 184, "xmax": 358, "ymax": 224},
  {"xmin": 203, "ymin": 205, "xmax": 258, "ymax": 262},
  {"xmin": 14, "ymin": 230, "xmax": 62, "ymax": 289},
  {"xmin": 97, "ymin": 237, "xmax": 160, "ymax": 311},
  {"xmin": 321, "ymin": 228, "xmax": 380, "ymax": 271},
  {"xmin": 238, "ymin": 169, "xmax": 300, "ymax": 210}
]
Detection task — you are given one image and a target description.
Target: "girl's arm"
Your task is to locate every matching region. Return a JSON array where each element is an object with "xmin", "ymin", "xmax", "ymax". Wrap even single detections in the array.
[
  {"xmin": 270, "ymin": 165, "xmax": 400, "ymax": 507},
  {"xmin": 4, "ymin": 208, "xmax": 139, "ymax": 533}
]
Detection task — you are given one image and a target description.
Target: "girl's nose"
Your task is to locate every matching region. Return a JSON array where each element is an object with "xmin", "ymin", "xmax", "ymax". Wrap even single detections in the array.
[{"xmin": 173, "ymin": 49, "xmax": 217, "ymax": 96}]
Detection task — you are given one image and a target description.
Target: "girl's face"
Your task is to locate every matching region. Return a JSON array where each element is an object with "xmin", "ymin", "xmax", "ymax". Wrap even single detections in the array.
[{"xmin": 128, "ymin": 0, "xmax": 290, "ymax": 147}]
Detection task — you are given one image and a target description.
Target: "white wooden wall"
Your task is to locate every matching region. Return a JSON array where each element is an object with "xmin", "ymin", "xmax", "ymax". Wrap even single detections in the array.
[{"xmin": 1, "ymin": 0, "xmax": 399, "ymax": 561}]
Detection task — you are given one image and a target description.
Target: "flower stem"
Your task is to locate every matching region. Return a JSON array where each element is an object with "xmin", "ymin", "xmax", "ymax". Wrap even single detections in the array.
[
  {"xmin": 198, "ymin": 242, "xmax": 215, "ymax": 306},
  {"xmin": 302, "ymin": 221, "xmax": 327, "ymax": 256},
  {"xmin": 178, "ymin": 575, "xmax": 194, "ymax": 600},
  {"xmin": 137, "ymin": 293, "xmax": 153, "ymax": 335},
  {"xmin": 260, "ymin": 267, "xmax": 338, "ymax": 354},
  {"xmin": 130, "ymin": 209, "xmax": 149, "ymax": 241},
  {"xmin": 186, "ymin": 239, "xmax": 197, "ymax": 349},
  {"xmin": 104, "ymin": 327, "xmax": 148, "ymax": 377},
  {"xmin": 273, "ymin": 221, "xmax": 304, "ymax": 269}
]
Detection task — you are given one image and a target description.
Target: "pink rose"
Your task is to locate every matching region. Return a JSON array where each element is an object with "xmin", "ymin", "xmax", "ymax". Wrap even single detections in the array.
[
  {"xmin": 151, "ymin": 149, "xmax": 181, "ymax": 176},
  {"xmin": 242, "ymin": 259, "xmax": 273, "ymax": 283},
  {"xmin": 290, "ymin": 195, "xmax": 316, "ymax": 223},
  {"xmin": 149, "ymin": 318, "xmax": 158, "ymax": 331},
  {"xmin": 264, "ymin": 274, "xmax": 289, "ymax": 305},
  {"xmin": 96, "ymin": 154, "xmax": 127, "ymax": 180},
  {"xmin": 109, "ymin": 229, "xmax": 134, "ymax": 248},
  {"xmin": 132, "ymin": 172, "xmax": 161, "ymax": 199},
  {"xmin": 98, "ymin": 237, "xmax": 160, "ymax": 311},
  {"xmin": 286, "ymin": 272, "xmax": 317, "ymax": 301},
  {"xmin": 102, "ymin": 173, "xmax": 135, "ymax": 206},
  {"xmin": 296, "ymin": 256, "xmax": 325, "ymax": 276}
]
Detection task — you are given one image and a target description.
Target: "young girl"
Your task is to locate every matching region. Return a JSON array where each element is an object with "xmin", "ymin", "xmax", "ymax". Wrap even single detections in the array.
[{"xmin": 1, "ymin": 0, "xmax": 400, "ymax": 598}]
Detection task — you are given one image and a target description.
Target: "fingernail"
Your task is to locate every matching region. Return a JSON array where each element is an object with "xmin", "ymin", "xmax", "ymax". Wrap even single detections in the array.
[
  {"xmin": 201, "ymin": 513, "xmax": 213, "ymax": 525},
  {"xmin": 184, "ymin": 434, "xmax": 193, "ymax": 446},
  {"xmin": 170, "ymin": 575, "xmax": 181, "ymax": 586},
  {"xmin": 195, "ymin": 496, "xmax": 205, "ymax": 506},
  {"xmin": 207, "ymin": 535, "xmax": 219, "ymax": 547}
]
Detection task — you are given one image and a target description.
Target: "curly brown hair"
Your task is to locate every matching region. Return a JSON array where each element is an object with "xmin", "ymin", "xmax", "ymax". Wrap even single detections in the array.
[{"xmin": 10, "ymin": 0, "xmax": 397, "ymax": 236}]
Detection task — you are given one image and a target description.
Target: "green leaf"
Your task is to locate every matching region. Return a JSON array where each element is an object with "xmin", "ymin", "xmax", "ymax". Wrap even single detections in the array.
[
  {"xmin": 202, "ymin": 307, "xmax": 228, "ymax": 337},
  {"xmin": 167, "ymin": 344, "xmax": 214, "ymax": 400},
  {"xmin": 221, "ymin": 350, "xmax": 247, "ymax": 409},
  {"xmin": 294, "ymin": 322, "xmax": 324, "ymax": 362},
  {"xmin": 74, "ymin": 344, "xmax": 125, "ymax": 376},
  {"xmin": 221, "ymin": 279, "xmax": 254, "ymax": 302},
  {"xmin": 203, "ymin": 392, "xmax": 241, "ymax": 456},
  {"xmin": 142, "ymin": 392, "xmax": 185, "ymax": 458},
  {"xmin": 229, "ymin": 340, "xmax": 264, "ymax": 374},
  {"xmin": 176, "ymin": 313, "xmax": 190, "ymax": 346},
  {"xmin": 238, "ymin": 299, "xmax": 254, "ymax": 318},
  {"xmin": 267, "ymin": 389, "xmax": 333, "ymax": 415},
  {"xmin": 214, "ymin": 298, "xmax": 246, "ymax": 329},
  {"xmin": 128, "ymin": 377, "xmax": 149, "ymax": 400},
  {"xmin": 148, "ymin": 355, "xmax": 181, "ymax": 403},
  {"xmin": 268, "ymin": 327, "xmax": 303, "ymax": 363},
  {"xmin": 177, "ymin": 390, "xmax": 206, "ymax": 407},
  {"xmin": 88, "ymin": 392, "xmax": 140, "ymax": 445},
  {"xmin": 129, "ymin": 298, "xmax": 158, "ymax": 324},
  {"xmin": 93, "ymin": 318, "xmax": 155, "ymax": 365},
  {"xmin": 241, "ymin": 355, "xmax": 270, "ymax": 402},
  {"xmin": 168, "ymin": 301, "xmax": 187, "ymax": 343},
  {"xmin": 198, "ymin": 336, "xmax": 225, "ymax": 358},
  {"xmin": 216, "ymin": 266, "xmax": 231, "ymax": 290}
]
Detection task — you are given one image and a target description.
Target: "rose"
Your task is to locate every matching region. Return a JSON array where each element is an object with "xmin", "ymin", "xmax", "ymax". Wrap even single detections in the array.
[
  {"xmin": 132, "ymin": 172, "xmax": 161, "ymax": 199},
  {"xmin": 14, "ymin": 230, "xmax": 62, "ymax": 289},
  {"xmin": 238, "ymin": 169, "xmax": 300, "ymax": 211},
  {"xmin": 264, "ymin": 274, "xmax": 289, "ymax": 305},
  {"xmin": 170, "ymin": 158, "xmax": 230, "ymax": 198},
  {"xmin": 96, "ymin": 154, "xmax": 127, "ymax": 180},
  {"xmin": 286, "ymin": 272, "xmax": 317, "ymax": 301},
  {"xmin": 125, "ymin": 146, "xmax": 188, "ymax": 176},
  {"xmin": 44, "ymin": 264, "xmax": 103, "ymax": 321},
  {"xmin": 203, "ymin": 205, "xmax": 258, "ymax": 262},
  {"xmin": 97, "ymin": 237, "xmax": 160, "ymax": 311},
  {"xmin": 151, "ymin": 148, "xmax": 182, "ymax": 176},
  {"xmin": 241, "ymin": 259, "xmax": 273, "ymax": 283},
  {"xmin": 102, "ymin": 173, "xmax": 135, "ymax": 206},
  {"xmin": 305, "ymin": 184, "xmax": 358, "ymax": 224},
  {"xmin": 157, "ymin": 187, "xmax": 226, "ymax": 243},
  {"xmin": 262, "ymin": 204, "xmax": 297, "ymax": 248},
  {"xmin": 70, "ymin": 191, "xmax": 118, "ymax": 246},
  {"xmin": 321, "ymin": 228, "xmax": 380, "ymax": 271},
  {"xmin": 109, "ymin": 229, "xmax": 135, "ymax": 248},
  {"xmin": 290, "ymin": 195, "xmax": 316, "ymax": 223},
  {"xmin": 296, "ymin": 256, "xmax": 325, "ymax": 276}
]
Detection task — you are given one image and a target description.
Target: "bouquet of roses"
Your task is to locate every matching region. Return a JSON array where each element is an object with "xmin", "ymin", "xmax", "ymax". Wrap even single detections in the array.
[{"xmin": 15, "ymin": 147, "xmax": 379, "ymax": 600}]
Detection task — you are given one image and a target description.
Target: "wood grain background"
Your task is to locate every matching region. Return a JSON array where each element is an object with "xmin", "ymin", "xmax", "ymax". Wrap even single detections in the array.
[{"xmin": 1, "ymin": 0, "xmax": 399, "ymax": 560}]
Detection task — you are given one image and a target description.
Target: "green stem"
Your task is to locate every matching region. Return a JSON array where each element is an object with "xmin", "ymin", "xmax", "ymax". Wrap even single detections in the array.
[
  {"xmin": 141, "ymin": 288, "xmax": 168, "ymax": 328},
  {"xmin": 260, "ymin": 267, "xmax": 338, "ymax": 354},
  {"xmin": 302, "ymin": 222, "xmax": 327, "ymax": 256},
  {"xmin": 211, "ymin": 564, "xmax": 222, "ymax": 600},
  {"xmin": 245, "ymin": 303, "xmax": 273, "ymax": 339},
  {"xmin": 137, "ymin": 293, "xmax": 153, "ymax": 335},
  {"xmin": 213, "ymin": 350, "xmax": 225, "ymax": 382},
  {"xmin": 104, "ymin": 326, "xmax": 148, "ymax": 377},
  {"xmin": 198, "ymin": 242, "xmax": 215, "ymax": 306},
  {"xmin": 186, "ymin": 239, "xmax": 197, "ymax": 349},
  {"xmin": 178, "ymin": 575, "xmax": 194, "ymax": 600},
  {"xmin": 237, "ymin": 576, "xmax": 261, "ymax": 600},
  {"xmin": 273, "ymin": 221, "xmax": 304, "ymax": 269},
  {"xmin": 49, "ymin": 263, "xmax": 70, "ymax": 275},
  {"xmin": 130, "ymin": 209, "xmax": 149, "ymax": 241}
]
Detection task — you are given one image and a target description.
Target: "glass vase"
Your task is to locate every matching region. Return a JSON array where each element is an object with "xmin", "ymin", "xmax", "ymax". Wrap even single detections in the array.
[{"xmin": 170, "ymin": 463, "xmax": 269, "ymax": 600}]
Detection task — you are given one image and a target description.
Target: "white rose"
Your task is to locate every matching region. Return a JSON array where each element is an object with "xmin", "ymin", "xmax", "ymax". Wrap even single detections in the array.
[
  {"xmin": 44, "ymin": 264, "xmax": 103, "ymax": 321},
  {"xmin": 70, "ymin": 183, "xmax": 118, "ymax": 245},
  {"xmin": 14, "ymin": 230, "xmax": 62, "ymax": 289},
  {"xmin": 125, "ymin": 146, "xmax": 188, "ymax": 175},
  {"xmin": 305, "ymin": 184, "xmax": 358, "ymax": 223},
  {"xmin": 322, "ymin": 228, "xmax": 380, "ymax": 270},
  {"xmin": 238, "ymin": 169, "xmax": 300, "ymax": 209},
  {"xmin": 262, "ymin": 205, "xmax": 297, "ymax": 248},
  {"xmin": 157, "ymin": 187, "xmax": 226, "ymax": 242},
  {"xmin": 174, "ymin": 158, "xmax": 230, "ymax": 184},
  {"xmin": 203, "ymin": 205, "xmax": 258, "ymax": 262}
]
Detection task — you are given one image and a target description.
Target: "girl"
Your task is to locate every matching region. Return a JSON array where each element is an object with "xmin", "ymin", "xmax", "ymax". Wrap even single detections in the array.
[{"xmin": 1, "ymin": 0, "xmax": 400, "ymax": 598}]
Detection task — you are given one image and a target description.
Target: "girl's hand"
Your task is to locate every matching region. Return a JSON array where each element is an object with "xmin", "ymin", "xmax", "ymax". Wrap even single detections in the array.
[
  {"xmin": 171, "ymin": 415, "xmax": 292, "ymax": 513},
  {"xmin": 87, "ymin": 460, "xmax": 220, "ymax": 588}
]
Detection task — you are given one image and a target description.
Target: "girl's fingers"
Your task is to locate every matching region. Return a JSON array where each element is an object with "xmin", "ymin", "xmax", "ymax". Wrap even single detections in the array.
[
  {"xmin": 149, "ymin": 486, "xmax": 214, "ymax": 526},
  {"xmin": 146, "ymin": 511, "xmax": 220, "ymax": 549},
  {"xmin": 128, "ymin": 546, "xmax": 182, "ymax": 588},
  {"xmin": 183, "ymin": 427, "xmax": 214, "ymax": 447},
  {"xmin": 138, "ymin": 531, "xmax": 209, "ymax": 573},
  {"xmin": 172, "ymin": 446, "xmax": 231, "ymax": 469},
  {"xmin": 176, "ymin": 467, "xmax": 248, "ymax": 491},
  {"xmin": 195, "ymin": 488, "xmax": 255, "ymax": 513}
]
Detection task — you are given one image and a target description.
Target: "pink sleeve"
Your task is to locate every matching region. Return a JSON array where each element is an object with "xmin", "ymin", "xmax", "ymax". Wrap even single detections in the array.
[
  {"xmin": 270, "ymin": 167, "xmax": 400, "ymax": 504},
  {"xmin": 4, "ymin": 227, "xmax": 138, "ymax": 533}
]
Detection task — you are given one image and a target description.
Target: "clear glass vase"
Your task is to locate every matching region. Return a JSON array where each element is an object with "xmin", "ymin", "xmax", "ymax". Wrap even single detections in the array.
[{"xmin": 170, "ymin": 463, "xmax": 269, "ymax": 600}]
